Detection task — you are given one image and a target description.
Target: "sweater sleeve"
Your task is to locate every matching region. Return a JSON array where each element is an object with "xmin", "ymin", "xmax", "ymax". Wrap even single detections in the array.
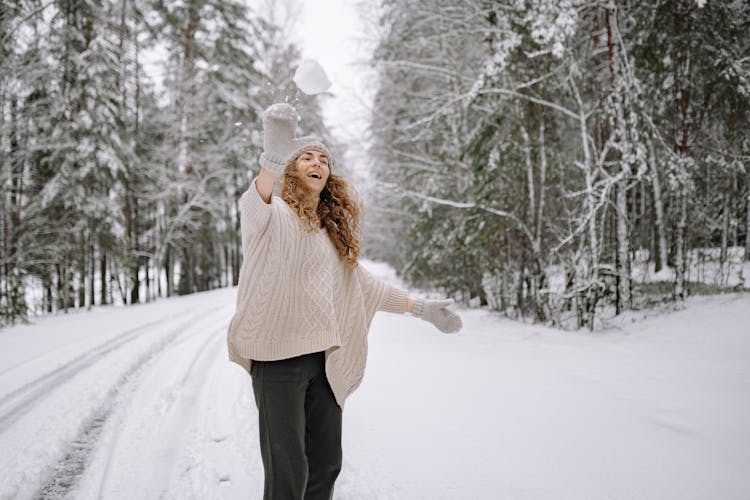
[
  {"xmin": 239, "ymin": 177, "xmax": 273, "ymax": 254},
  {"xmin": 356, "ymin": 264, "xmax": 409, "ymax": 314}
]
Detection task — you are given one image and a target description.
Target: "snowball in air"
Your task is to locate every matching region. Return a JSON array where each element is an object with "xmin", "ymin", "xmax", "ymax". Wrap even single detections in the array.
[{"xmin": 293, "ymin": 59, "xmax": 332, "ymax": 95}]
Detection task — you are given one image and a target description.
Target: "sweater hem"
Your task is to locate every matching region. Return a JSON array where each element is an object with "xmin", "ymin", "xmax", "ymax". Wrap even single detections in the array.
[{"xmin": 231, "ymin": 331, "xmax": 341, "ymax": 362}]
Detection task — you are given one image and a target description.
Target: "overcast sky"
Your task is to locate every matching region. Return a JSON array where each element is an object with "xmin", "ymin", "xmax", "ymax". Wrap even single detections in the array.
[{"xmin": 296, "ymin": 0, "xmax": 379, "ymax": 180}]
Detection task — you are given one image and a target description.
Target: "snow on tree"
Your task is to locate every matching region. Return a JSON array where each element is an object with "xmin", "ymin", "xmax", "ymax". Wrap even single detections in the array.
[
  {"xmin": 0, "ymin": 0, "xmax": 331, "ymax": 324},
  {"xmin": 365, "ymin": 0, "xmax": 750, "ymax": 328}
]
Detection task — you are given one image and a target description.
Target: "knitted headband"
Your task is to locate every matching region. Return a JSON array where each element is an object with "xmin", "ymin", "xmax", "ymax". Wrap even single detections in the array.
[
  {"xmin": 258, "ymin": 103, "xmax": 333, "ymax": 172},
  {"xmin": 289, "ymin": 137, "xmax": 333, "ymax": 168}
]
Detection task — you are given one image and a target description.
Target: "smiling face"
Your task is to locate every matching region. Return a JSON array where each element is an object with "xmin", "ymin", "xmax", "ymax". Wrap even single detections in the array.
[{"xmin": 294, "ymin": 149, "xmax": 330, "ymax": 195}]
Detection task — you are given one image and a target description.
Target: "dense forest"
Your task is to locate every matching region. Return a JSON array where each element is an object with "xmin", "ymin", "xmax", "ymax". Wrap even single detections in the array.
[
  {"xmin": 0, "ymin": 0, "xmax": 332, "ymax": 326},
  {"xmin": 365, "ymin": 0, "xmax": 750, "ymax": 328},
  {"xmin": 2, "ymin": 0, "xmax": 749, "ymax": 330}
]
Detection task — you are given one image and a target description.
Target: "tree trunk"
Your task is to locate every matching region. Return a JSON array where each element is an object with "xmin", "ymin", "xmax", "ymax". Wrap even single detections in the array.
[
  {"xmin": 615, "ymin": 178, "xmax": 631, "ymax": 313},
  {"xmin": 145, "ymin": 249, "xmax": 151, "ymax": 302},
  {"xmin": 232, "ymin": 246, "xmax": 240, "ymax": 286},
  {"xmin": 177, "ymin": 0, "xmax": 198, "ymax": 175},
  {"xmin": 157, "ymin": 238, "xmax": 163, "ymax": 298},
  {"xmin": 124, "ymin": 187, "xmax": 133, "ymax": 304},
  {"xmin": 674, "ymin": 188, "xmax": 687, "ymax": 298},
  {"xmin": 581, "ymin": 108, "xmax": 598, "ymax": 329},
  {"xmin": 232, "ymin": 193, "xmax": 241, "ymax": 286},
  {"xmin": 5, "ymin": 93, "xmax": 27, "ymax": 323},
  {"xmin": 78, "ymin": 236, "xmax": 86, "ymax": 308},
  {"xmin": 673, "ymin": 0, "xmax": 691, "ymax": 299},
  {"xmin": 108, "ymin": 262, "xmax": 114, "ymax": 305},
  {"xmin": 720, "ymin": 188, "xmax": 729, "ymax": 271},
  {"xmin": 60, "ymin": 262, "xmax": 70, "ymax": 313},
  {"xmin": 537, "ymin": 120, "xmax": 546, "ymax": 251},
  {"xmin": 516, "ymin": 261, "xmax": 525, "ymax": 317},
  {"xmin": 640, "ymin": 180, "xmax": 647, "ymax": 254},
  {"xmin": 165, "ymin": 244, "xmax": 173, "ymax": 297},
  {"xmin": 46, "ymin": 281, "xmax": 53, "ymax": 313},
  {"xmin": 111, "ymin": 262, "xmax": 127, "ymax": 305},
  {"xmin": 648, "ymin": 139, "xmax": 669, "ymax": 272},
  {"xmin": 222, "ymin": 244, "xmax": 228, "ymax": 287},
  {"xmin": 130, "ymin": 196, "xmax": 140, "ymax": 304},
  {"xmin": 532, "ymin": 120, "xmax": 548, "ymax": 321},
  {"xmin": 100, "ymin": 250, "xmax": 107, "ymax": 305},
  {"xmin": 178, "ymin": 246, "xmax": 195, "ymax": 295},
  {"xmin": 88, "ymin": 219, "xmax": 95, "ymax": 308}
]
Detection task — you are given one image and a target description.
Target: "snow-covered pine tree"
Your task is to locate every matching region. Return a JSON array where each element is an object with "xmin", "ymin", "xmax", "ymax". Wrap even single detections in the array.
[
  {"xmin": 0, "ymin": 0, "xmax": 126, "ymax": 320},
  {"xmin": 632, "ymin": 0, "xmax": 750, "ymax": 296},
  {"xmin": 0, "ymin": 0, "xmax": 332, "ymax": 321}
]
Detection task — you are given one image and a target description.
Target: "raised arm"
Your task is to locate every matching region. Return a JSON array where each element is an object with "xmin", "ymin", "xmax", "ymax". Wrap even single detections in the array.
[
  {"xmin": 255, "ymin": 102, "xmax": 299, "ymax": 203},
  {"xmin": 255, "ymin": 167, "xmax": 279, "ymax": 204},
  {"xmin": 237, "ymin": 102, "xmax": 294, "ymax": 251}
]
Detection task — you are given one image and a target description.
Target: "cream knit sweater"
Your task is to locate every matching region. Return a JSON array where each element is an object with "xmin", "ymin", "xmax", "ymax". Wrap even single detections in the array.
[{"xmin": 226, "ymin": 179, "xmax": 409, "ymax": 408}]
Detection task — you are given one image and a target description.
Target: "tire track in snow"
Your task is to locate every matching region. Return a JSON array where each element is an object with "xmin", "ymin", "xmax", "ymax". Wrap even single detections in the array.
[
  {"xmin": 32, "ymin": 410, "xmax": 110, "ymax": 500},
  {"xmin": 94, "ymin": 327, "xmax": 227, "ymax": 499},
  {"xmin": 0, "ymin": 308, "xmax": 192, "ymax": 379},
  {"xmin": 162, "ymin": 330, "xmax": 261, "ymax": 499},
  {"xmin": 0, "ymin": 308, "xmax": 211, "ymax": 433},
  {"xmin": 31, "ymin": 305, "xmax": 229, "ymax": 500}
]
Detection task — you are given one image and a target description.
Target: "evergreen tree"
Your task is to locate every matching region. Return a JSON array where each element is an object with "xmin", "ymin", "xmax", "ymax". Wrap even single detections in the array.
[
  {"xmin": 366, "ymin": 0, "xmax": 750, "ymax": 328},
  {"xmin": 0, "ymin": 0, "xmax": 331, "ymax": 325}
]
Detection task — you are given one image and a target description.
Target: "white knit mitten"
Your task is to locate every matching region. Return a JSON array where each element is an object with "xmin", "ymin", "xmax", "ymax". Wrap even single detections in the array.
[
  {"xmin": 258, "ymin": 103, "xmax": 299, "ymax": 173},
  {"xmin": 412, "ymin": 298, "xmax": 462, "ymax": 334}
]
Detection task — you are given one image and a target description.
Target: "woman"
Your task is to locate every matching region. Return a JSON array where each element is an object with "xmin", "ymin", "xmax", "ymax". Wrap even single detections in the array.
[{"xmin": 226, "ymin": 103, "xmax": 462, "ymax": 500}]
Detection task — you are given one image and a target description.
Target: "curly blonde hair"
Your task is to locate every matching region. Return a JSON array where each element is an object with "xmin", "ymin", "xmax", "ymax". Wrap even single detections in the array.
[{"xmin": 280, "ymin": 162, "xmax": 362, "ymax": 268}]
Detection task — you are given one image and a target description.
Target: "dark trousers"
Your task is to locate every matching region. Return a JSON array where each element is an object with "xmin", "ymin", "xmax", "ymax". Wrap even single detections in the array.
[{"xmin": 251, "ymin": 351, "xmax": 343, "ymax": 500}]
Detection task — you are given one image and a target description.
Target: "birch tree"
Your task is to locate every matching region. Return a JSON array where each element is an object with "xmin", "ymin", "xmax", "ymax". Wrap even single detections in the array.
[{"xmin": 366, "ymin": 0, "xmax": 749, "ymax": 329}]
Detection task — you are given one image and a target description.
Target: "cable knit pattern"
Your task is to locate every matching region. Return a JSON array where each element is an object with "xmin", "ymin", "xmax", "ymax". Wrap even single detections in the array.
[{"xmin": 227, "ymin": 178, "xmax": 409, "ymax": 408}]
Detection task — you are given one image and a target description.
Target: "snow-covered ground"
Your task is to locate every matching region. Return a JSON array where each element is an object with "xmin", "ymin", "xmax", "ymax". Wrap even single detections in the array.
[
  {"xmin": 631, "ymin": 246, "xmax": 749, "ymax": 287},
  {"xmin": 1, "ymin": 261, "xmax": 749, "ymax": 500}
]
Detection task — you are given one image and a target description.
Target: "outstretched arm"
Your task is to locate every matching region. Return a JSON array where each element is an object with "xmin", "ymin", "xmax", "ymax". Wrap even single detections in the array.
[{"xmin": 355, "ymin": 264, "xmax": 461, "ymax": 333}]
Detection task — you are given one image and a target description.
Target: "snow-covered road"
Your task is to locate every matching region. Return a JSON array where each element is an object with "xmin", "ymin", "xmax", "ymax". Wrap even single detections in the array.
[{"xmin": 1, "ymin": 263, "xmax": 749, "ymax": 499}]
